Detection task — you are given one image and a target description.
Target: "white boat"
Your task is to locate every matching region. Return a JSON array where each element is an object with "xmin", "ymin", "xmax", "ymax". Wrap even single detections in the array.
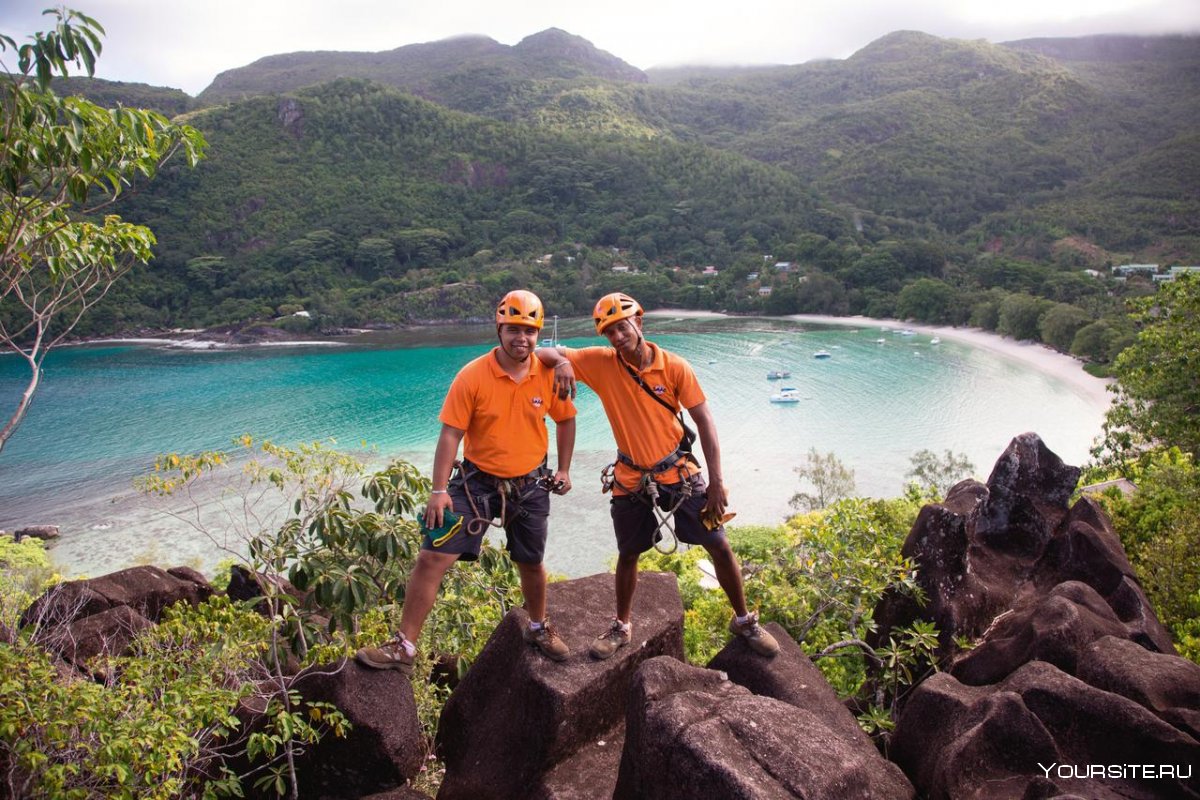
[
  {"xmin": 874, "ymin": 338, "xmax": 886, "ymax": 344},
  {"xmin": 813, "ymin": 350, "xmax": 832, "ymax": 359},
  {"xmin": 766, "ymin": 370, "xmax": 791, "ymax": 380},
  {"xmin": 769, "ymin": 387, "xmax": 801, "ymax": 404},
  {"xmin": 930, "ymin": 336, "xmax": 941, "ymax": 345},
  {"xmin": 539, "ymin": 315, "xmax": 560, "ymax": 348},
  {"xmin": 899, "ymin": 329, "xmax": 916, "ymax": 336}
]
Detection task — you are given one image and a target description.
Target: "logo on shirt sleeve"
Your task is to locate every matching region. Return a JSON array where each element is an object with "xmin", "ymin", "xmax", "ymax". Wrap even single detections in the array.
[{"xmin": 531, "ymin": 396, "xmax": 544, "ymax": 408}]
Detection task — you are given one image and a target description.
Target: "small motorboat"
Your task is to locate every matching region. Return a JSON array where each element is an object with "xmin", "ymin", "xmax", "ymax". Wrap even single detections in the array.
[
  {"xmin": 766, "ymin": 370, "xmax": 791, "ymax": 380},
  {"xmin": 770, "ymin": 387, "xmax": 801, "ymax": 403},
  {"xmin": 813, "ymin": 350, "xmax": 832, "ymax": 359},
  {"xmin": 930, "ymin": 336, "xmax": 941, "ymax": 345}
]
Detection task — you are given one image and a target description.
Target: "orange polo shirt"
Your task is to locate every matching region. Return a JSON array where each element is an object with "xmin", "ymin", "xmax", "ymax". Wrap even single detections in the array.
[
  {"xmin": 440, "ymin": 348, "xmax": 576, "ymax": 478},
  {"xmin": 563, "ymin": 342, "xmax": 705, "ymax": 492}
]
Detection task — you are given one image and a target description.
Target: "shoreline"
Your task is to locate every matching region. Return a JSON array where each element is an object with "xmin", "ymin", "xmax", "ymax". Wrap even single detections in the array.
[
  {"xmin": 644, "ymin": 309, "xmax": 1114, "ymax": 409},
  {"xmin": 49, "ymin": 311, "xmax": 1113, "ymax": 410}
]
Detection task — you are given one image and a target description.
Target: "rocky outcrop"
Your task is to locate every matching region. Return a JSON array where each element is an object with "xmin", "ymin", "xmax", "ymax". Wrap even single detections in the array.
[
  {"xmin": 879, "ymin": 433, "xmax": 1200, "ymax": 798},
  {"xmin": 893, "ymin": 661, "xmax": 1200, "ymax": 799},
  {"xmin": 283, "ymin": 660, "xmax": 425, "ymax": 799},
  {"xmin": 874, "ymin": 432, "xmax": 1173, "ymax": 667},
  {"xmin": 21, "ymin": 564, "xmax": 211, "ymax": 630},
  {"xmin": 13, "ymin": 524, "xmax": 60, "ymax": 541},
  {"xmin": 708, "ymin": 621, "xmax": 875, "ymax": 749},
  {"xmin": 614, "ymin": 656, "xmax": 914, "ymax": 799},
  {"xmin": 435, "ymin": 572, "xmax": 685, "ymax": 800}
]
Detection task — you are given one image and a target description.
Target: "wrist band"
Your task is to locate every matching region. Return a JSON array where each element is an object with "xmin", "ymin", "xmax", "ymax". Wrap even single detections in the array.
[{"xmin": 431, "ymin": 489, "xmax": 448, "ymax": 495}]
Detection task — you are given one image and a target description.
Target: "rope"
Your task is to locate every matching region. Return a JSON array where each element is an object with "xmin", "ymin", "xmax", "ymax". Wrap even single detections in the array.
[{"xmin": 603, "ymin": 459, "xmax": 694, "ymax": 554}]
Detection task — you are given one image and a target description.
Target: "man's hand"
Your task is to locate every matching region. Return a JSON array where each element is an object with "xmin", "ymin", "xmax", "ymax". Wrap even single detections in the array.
[
  {"xmin": 702, "ymin": 478, "xmax": 729, "ymax": 520},
  {"xmin": 550, "ymin": 470, "xmax": 572, "ymax": 495},
  {"xmin": 552, "ymin": 361, "xmax": 577, "ymax": 400},
  {"xmin": 424, "ymin": 491, "xmax": 455, "ymax": 530}
]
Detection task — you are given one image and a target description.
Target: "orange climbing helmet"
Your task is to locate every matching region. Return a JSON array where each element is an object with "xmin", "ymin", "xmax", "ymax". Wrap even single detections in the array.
[
  {"xmin": 495, "ymin": 289, "xmax": 545, "ymax": 330},
  {"xmin": 593, "ymin": 292, "xmax": 643, "ymax": 335}
]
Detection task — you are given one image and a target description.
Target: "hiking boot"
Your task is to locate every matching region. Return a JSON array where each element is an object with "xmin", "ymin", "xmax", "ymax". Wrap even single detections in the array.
[
  {"xmin": 523, "ymin": 618, "xmax": 570, "ymax": 662},
  {"xmin": 729, "ymin": 612, "xmax": 779, "ymax": 657},
  {"xmin": 589, "ymin": 618, "xmax": 632, "ymax": 660},
  {"xmin": 355, "ymin": 634, "xmax": 415, "ymax": 674}
]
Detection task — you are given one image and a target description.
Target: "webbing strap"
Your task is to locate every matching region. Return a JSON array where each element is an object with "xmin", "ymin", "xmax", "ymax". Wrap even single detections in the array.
[{"xmin": 615, "ymin": 447, "xmax": 689, "ymax": 475}]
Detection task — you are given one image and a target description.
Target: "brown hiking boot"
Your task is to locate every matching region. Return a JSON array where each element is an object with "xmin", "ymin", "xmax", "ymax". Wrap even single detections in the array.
[
  {"xmin": 589, "ymin": 618, "xmax": 632, "ymax": 660},
  {"xmin": 729, "ymin": 612, "xmax": 779, "ymax": 657},
  {"xmin": 355, "ymin": 634, "xmax": 416, "ymax": 674},
  {"xmin": 523, "ymin": 618, "xmax": 570, "ymax": 662}
]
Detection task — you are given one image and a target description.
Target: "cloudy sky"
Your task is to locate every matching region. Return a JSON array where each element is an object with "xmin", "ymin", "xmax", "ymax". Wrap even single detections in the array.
[{"xmin": 2, "ymin": 0, "xmax": 1198, "ymax": 96}]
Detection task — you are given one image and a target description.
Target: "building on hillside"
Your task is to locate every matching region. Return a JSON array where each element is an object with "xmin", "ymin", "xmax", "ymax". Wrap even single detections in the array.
[
  {"xmin": 747, "ymin": 272, "xmax": 759, "ymax": 281},
  {"xmin": 773, "ymin": 261, "xmax": 794, "ymax": 273},
  {"xmin": 758, "ymin": 286, "xmax": 773, "ymax": 296},
  {"xmin": 702, "ymin": 265, "xmax": 719, "ymax": 277},
  {"xmin": 1112, "ymin": 263, "xmax": 1159, "ymax": 277},
  {"xmin": 1152, "ymin": 266, "xmax": 1200, "ymax": 283}
]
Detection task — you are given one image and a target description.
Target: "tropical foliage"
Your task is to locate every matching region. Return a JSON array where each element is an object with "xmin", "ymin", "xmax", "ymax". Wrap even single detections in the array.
[
  {"xmin": 0, "ymin": 8, "xmax": 205, "ymax": 453},
  {"xmin": 643, "ymin": 495, "xmax": 937, "ymax": 738}
]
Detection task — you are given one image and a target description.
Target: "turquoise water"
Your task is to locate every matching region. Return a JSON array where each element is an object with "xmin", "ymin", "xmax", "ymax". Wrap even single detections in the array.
[{"xmin": 0, "ymin": 318, "xmax": 1108, "ymax": 577}]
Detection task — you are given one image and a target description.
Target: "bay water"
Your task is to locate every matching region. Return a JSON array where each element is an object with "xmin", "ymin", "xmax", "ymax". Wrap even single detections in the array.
[{"xmin": 0, "ymin": 316, "xmax": 1107, "ymax": 578}]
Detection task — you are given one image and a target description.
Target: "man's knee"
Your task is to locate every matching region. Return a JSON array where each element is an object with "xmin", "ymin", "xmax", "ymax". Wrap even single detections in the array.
[
  {"xmin": 617, "ymin": 551, "xmax": 641, "ymax": 568},
  {"xmin": 703, "ymin": 538, "xmax": 737, "ymax": 563}
]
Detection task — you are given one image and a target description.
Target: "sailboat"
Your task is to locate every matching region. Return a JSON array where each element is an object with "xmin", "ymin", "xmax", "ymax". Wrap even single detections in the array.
[{"xmin": 539, "ymin": 315, "xmax": 560, "ymax": 348}]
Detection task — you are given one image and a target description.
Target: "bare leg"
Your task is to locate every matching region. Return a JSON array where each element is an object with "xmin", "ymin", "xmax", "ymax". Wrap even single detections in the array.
[
  {"xmin": 615, "ymin": 551, "xmax": 640, "ymax": 622},
  {"xmin": 398, "ymin": 549, "xmax": 459, "ymax": 643},
  {"xmin": 704, "ymin": 539, "xmax": 748, "ymax": 617},
  {"xmin": 517, "ymin": 561, "xmax": 548, "ymax": 622}
]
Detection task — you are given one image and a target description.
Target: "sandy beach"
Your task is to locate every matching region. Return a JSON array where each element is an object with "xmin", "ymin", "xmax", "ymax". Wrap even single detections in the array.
[{"xmin": 645, "ymin": 309, "xmax": 1114, "ymax": 409}]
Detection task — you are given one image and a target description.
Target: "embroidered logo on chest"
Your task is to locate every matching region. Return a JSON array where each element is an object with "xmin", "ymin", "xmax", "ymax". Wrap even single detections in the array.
[
  {"xmin": 531, "ymin": 396, "xmax": 544, "ymax": 408},
  {"xmin": 653, "ymin": 385, "xmax": 667, "ymax": 395}
]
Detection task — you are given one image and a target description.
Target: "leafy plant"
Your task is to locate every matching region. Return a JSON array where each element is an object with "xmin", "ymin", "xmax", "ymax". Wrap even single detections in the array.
[
  {"xmin": 0, "ymin": 7, "xmax": 205, "ymax": 454},
  {"xmin": 0, "ymin": 591, "xmax": 350, "ymax": 800},
  {"xmin": 789, "ymin": 448, "xmax": 857, "ymax": 511}
]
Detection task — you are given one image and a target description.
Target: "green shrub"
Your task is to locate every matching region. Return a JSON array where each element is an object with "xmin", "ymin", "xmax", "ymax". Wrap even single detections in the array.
[
  {"xmin": 0, "ymin": 596, "xmax": 283, "ymax": 799},
  {"xmin": 1083, "ymin": 448, "xmax": 1200, "ymax": 665},
  {"xmin": 645, "ymin": 497, "xmax": 936, "ymax": 736}
]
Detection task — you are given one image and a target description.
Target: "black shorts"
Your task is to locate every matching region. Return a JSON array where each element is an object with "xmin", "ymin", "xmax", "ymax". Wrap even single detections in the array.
[
  {"xmin": 420, "ymin": 463, "xmax": 551, "ymax": 565},
  {"xmin": 610, "ymin": 472, "xmax": 727, "ymax": 556}
]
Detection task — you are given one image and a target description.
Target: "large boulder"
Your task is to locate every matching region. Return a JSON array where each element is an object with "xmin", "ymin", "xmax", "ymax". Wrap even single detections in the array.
[
  {"xmin": 287, "ymin": 660, "xmax": 425, "ymax": 799},
  {"xmin": 949, "ymin": 581, "xmax": 1132, "ymax": 685},
  {"xmin": 874, "ymin": 433, "xmax": 1174, "ymax": 668},
  {"xmin": 21, "ymin": 564, "xmax": 211, "ymax": 630},
  {"xmin": 614, "ymin": 656, "xmax": 915, "ymax": 799},
  {"xmin": 708, "ymin": 621, "xmax": 874, "ymax": 749},
  {"xmin": 37, "ymin": 604, "xmax": 154, "ymax": 667},
  {"xmin": 435, "ymin": 572, "xmax": 684, "ymax": 800},
  {"xmin": 1076, "ymin": 635, "xmax": 1200, "ymax": 741},
  {"xmin": 893, "ymin": 661, "xmax": 1200, "ymax": 799}
]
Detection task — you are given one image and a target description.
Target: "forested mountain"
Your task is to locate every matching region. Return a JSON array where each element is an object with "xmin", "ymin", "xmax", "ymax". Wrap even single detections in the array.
[{"xmin": 50, "ymin": 28, "xmax": 1199, "ymax": 360}]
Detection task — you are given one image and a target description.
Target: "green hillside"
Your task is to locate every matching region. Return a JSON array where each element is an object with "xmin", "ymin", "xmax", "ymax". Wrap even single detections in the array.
[
  {"xmin": 20, "ymin": 27, "xmax": 1196, "ymax": 365},
  {"xmin": 95, "ymin": 78, "xmax": 832, "ymax": 333}
]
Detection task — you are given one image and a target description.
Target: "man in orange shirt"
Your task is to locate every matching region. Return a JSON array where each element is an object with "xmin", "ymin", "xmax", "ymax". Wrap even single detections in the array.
[
  {"xmin": 536, "ymin": 292, "xmax": 778, "ymax": 660},
  {"xmin": 357, "ymin": 290, "xmax": 576, "ymax": 674}
]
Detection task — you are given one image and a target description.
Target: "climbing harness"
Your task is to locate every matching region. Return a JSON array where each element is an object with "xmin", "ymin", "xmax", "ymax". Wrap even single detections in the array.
[
  {"xmin": 603, "ymin": 456, "xmax": 696, "ymax": 554},
  {"xmin": 455, "ymin": 459, "xmax": 550, "ymax": 537}
]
